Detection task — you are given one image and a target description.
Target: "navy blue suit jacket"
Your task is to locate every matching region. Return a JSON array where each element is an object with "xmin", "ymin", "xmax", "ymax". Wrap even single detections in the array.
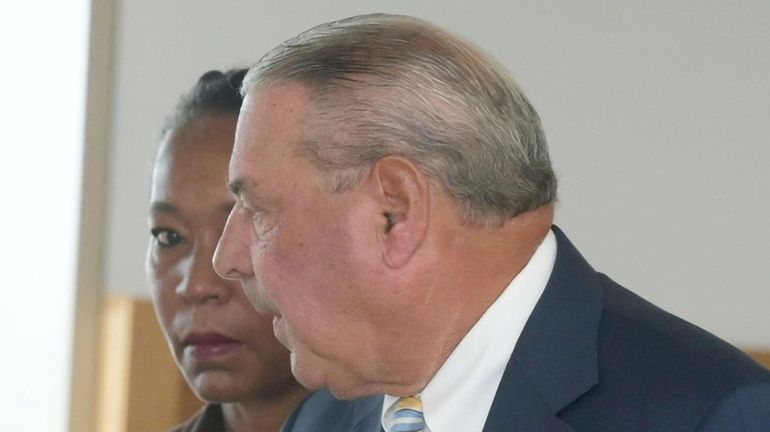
[{"xmin": 283, "ymin": 227, "xmax": 770, "ymax": 431}]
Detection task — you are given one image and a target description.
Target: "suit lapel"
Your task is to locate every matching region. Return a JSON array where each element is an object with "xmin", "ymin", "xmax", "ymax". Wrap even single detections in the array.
[
  {"xmin": 483, "ymin": 363, "xmax": 575, "ymax": 432},
  {"xmin": 350, "ymin": 394, "xmax": 384, "ymax": 432},
  {"xmin": 483, "ymin": 226, "xmax": 603, "ymax": 431}
]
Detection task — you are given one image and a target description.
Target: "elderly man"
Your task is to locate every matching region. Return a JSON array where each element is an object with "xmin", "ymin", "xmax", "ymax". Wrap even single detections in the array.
[{"xmin": 213, "ymin": 13, "xmax": 770, "ymax": 432}]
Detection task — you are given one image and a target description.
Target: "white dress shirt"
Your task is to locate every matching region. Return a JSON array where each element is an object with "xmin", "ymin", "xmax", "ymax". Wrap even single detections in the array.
[{"xmin": 381, "ymin": 230, "xmax": 557, "ymax": 432}]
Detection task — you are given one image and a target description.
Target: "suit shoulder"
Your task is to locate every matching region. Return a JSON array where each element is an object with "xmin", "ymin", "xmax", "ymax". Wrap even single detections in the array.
[
  {"xmin": 598, "ymin": 273, "xmax": 767, "ymax": 383},
  {"xmin": 561, "ymin": 275, "xmax": 770, "ymax": 430},
  {"xmin": 696, "ymin": 381, "xmax": 770, "ymax": 431}
]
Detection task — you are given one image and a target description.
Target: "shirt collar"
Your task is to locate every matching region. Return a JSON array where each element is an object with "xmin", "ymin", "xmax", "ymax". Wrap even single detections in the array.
[{"xmin": 382, "ymin": 229, "xmax": 557, "ymax": 432}]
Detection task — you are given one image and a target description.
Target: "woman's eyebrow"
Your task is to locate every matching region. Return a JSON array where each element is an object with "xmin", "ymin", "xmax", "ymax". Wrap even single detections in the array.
[{"xmin": 149, "ymin": 201, "xmax": 177, "ymax": 215}]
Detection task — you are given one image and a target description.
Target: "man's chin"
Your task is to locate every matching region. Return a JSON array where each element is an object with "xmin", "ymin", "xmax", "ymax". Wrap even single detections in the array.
[
  {"xmin": 289, "ymin": 353, "xmax": 335, "ymax": 394},
  {"xmin": 292, "ymin": 363, "xmax": 376, "ymax": 400}
]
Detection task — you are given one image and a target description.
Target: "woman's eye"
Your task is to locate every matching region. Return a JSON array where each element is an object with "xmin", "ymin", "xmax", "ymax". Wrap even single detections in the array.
[{"xmin": 151, "ymin": 228, "xmax": 182, "ymax": 247}]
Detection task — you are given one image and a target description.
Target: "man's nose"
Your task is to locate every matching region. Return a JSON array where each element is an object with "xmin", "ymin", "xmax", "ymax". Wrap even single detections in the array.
[{"xmin": 213, "ymin": 205, "xmax": 254, "ymax": 280}]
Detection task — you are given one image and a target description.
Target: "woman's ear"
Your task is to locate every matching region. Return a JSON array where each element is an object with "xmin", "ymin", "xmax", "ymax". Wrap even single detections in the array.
[{"xmin": 368, "ymin": 156, "xmax": 430, "ymax": 268}]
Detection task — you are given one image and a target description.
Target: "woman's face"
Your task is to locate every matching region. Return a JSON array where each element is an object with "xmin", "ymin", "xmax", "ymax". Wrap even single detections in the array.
[{"xmin": 146, "ymin": 114, "xmax": 298, "ymax": 402}]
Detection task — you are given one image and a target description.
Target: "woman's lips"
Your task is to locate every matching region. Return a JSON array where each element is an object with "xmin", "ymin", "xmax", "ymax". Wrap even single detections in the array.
[{"xmin": 182, "ymin": 332, "xmax": 242, "ymax": 361}]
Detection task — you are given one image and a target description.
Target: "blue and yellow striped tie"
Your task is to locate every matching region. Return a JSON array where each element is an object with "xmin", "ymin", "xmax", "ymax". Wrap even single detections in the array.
[{"xmin": 390, "ymin": 396, "xmax": 426, "ymax": 432}]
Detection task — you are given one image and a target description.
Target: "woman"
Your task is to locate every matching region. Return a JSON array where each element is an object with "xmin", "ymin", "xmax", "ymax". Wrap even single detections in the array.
[{"xmin": 146, "ymin": 69, "xmax": 308, "ymax": 431}]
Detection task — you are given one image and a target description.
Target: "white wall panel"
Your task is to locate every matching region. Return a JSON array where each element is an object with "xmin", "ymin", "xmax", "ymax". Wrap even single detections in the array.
[{"xmin": 105, "ymin": 0, "xmax": 770, "ymax": 347}]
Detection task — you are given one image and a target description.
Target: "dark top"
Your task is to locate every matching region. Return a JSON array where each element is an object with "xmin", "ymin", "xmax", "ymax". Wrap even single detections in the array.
[{"xmin": 167, "ymin": 404, "xmax": 225, "ymax": 432}]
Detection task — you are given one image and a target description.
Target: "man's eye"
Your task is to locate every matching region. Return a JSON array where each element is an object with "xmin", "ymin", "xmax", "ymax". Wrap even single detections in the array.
[
  {"xmin": 252, "ymin": 212, "xmax": 278, "ymax": 240},
  {"xmin": 150, "ymin": 228, "xmax": 182, "ymax": 247},
  {"xmin": 238, "ymin": 202, "xmax": 276, "ymax": 240}
]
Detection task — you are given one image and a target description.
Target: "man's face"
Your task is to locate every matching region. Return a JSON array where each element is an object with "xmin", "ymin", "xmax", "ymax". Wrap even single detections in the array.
[{"xmin": 214, "ymin": 83, "xmax": 389, "ymax": 398}]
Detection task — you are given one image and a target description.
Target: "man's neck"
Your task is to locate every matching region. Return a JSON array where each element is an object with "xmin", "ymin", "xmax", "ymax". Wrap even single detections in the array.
[{"xmin": 376, "ymin": 204, "xmax": 555, "ymax": 397}]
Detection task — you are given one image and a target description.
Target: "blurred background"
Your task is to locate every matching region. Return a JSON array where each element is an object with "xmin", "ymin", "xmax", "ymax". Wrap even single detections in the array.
[{"xmin": 1, "ymin": 1, "xmax": 768, "ymax": 431}]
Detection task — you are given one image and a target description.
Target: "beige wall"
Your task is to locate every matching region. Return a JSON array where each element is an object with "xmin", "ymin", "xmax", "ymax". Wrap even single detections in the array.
[{"xmin": 104, "ymin": 1, "xmax": 770, "ymax": 347}]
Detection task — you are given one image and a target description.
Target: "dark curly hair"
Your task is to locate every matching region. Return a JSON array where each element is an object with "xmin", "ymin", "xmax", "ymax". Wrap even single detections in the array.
[{"xmin": 162, "ymin": 68, "xmax": 247, "ymax": 135}]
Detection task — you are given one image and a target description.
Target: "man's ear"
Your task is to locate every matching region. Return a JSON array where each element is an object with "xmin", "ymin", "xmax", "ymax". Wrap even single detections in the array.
[{"xmin": 368, "ymin": 156, "xmax": 429, "ymax": 269}]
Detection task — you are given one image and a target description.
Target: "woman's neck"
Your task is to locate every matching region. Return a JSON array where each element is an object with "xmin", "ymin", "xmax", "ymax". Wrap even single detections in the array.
[{"xmin": 221, "ymin": 384, "xmax": 309, "ymax": 432}]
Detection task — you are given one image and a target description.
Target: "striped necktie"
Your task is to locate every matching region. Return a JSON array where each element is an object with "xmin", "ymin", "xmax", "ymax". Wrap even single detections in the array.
[{"xmin": 389, "ymin": 396, "xmax": 426, "ymax": 432}]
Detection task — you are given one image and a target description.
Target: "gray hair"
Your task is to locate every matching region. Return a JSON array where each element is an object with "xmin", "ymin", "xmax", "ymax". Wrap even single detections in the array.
[{"xmin": 243, "ymin": 13, "xmax": 557, "ymax": 227}]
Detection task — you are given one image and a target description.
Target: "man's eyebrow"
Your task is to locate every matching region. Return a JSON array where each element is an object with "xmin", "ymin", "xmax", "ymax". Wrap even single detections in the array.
[
  {"xmin": 149, "ymin": 201, "xmax": 177, "ymax": 214},
  {"xmin": 227, "ymin": 179, "xmax": 267, "ymax": 209},
  {"xmin": 227, "ymin": 179, "xmax": 244, "ymax": 197},
  {"xmin": 228, "ymin": 179, "xmax": 261, "ymax": 201}
]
